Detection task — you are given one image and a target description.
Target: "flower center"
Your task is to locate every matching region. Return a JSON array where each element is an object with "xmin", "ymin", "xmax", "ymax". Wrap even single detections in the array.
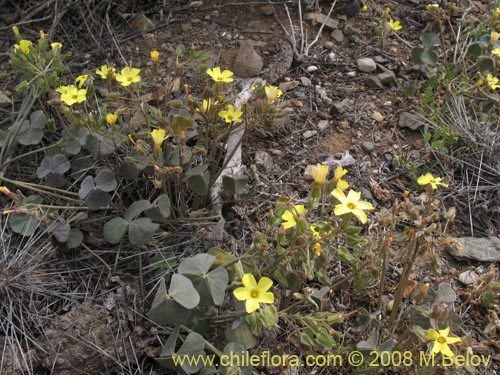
[
  {"xmin": 347, "ymin": 202, "xmax": 356, "ymax": 210},
  {"xmin": 127, "ymin": 76, "xmax": 133, "ymax": 81},
  {"xmin": 437, "ymin": 336, "xmax": 446, "ymax": 344},
  {"xmin": 250, "ymin": 290, "xmax": 259, "ymax": 299},
  {"xmin": 72, "ymin": 94, "xmax": 78, "ymax": 99}
]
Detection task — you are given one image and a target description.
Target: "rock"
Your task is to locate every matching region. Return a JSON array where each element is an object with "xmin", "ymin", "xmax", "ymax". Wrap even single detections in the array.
[
  {"xmin": 332, "ymin": 98, "xmax": 354, "ymax": 115},
  {"xmin": 128, "ymin": 13, "xmax": 155, "ymax": 32},
  {"xmin": 378, "ymin": 70, "xmax": 396, "ymax": 85},
  {"xmin": 374, "ymin": 55, "xmax": 388, "ymax": 63},
  {"xmin": 324, "ymin": 41, "xmax": 335, "ymax": 49},
  {"xmin": 303, "ymin": 130, "xmax": 318, "ymax": 139},
  {"xmin": 300, "ymin": 76, "xmax": 312, "ymax": 86},
  {"xmin": 398, "ymin": 112, "xmax": 424, "ymax": 130},
  {"xmin": 304, "ymin": 165, "xmax": 315, "ymax": 180},
  {"xmin": 181, "ymin": 22, "xmax": 192, "ymax": 32},
  {"xmin": 189, "ymin": 1, "xmax": 203, "ymax": 8},
  {"xmin": 328, "ymin": 52, "xmax": 337, "ymax": 62},
  {"xmin": 365, "ymin": 75, "xmax": 384, "ymax": 88},
  {"xmin": 342, "ymin": 0, "xmax": 361, "ymax": 17},
  {"xmin": 447, "ymin": 237, "xmax": 500, "ymax": 263},
  {"xmin": 458, "ymin": 270, "xmax": 479, "ymax": 285},
  {"xmin": 279, "ymin": 80, "xmax": 300, "ymax": 92},
  {"xmin": 304, "ymin": 12, "xmax": 339, "ymax": 30},
  {"xmin": 346, "ymin": 71, "xmax": 356, "ymax": 77},
  {"xmin": 259, "ymin": 5, "xmax": 273, "ymax": 16},
  {"xmin": 357, "ymin": 58, "xmax": 377, "ymax": 73},
  {"xmin": 307, "ymin": 65, "xmax": 319, "ymax": 72},
  {"xmin": 233, "ymin": 40, "xmax": 264, "ymax": 78},
  {"xmin": 269, "ymin": 149, "xmax": 282, "ymax": 156},
  {"xmin": 339, "ymin": 120, "xmax": 350, "ymax": 129},
  {"xmin": 255, "ymin": 151, "xmax": 273, "ymax": 172},
  {"xmin": 331, "ymin": 29, "xmax": 344, "ymax": 43},
  {"xmin": 0, "ymin": 91, "xmax": 11, "ymax": 107},
  {"xmin": 371, "ymin": 111, "xmax": 384, "ymax": 122},
  {"xmin": 343, "ymin": 24, "xmax": 361, "ymax": 36},
  {"xmin": 317, "ymin": 120, "xmax": 330, "ymax": 131},
  {"xmin": 362, "ymin": 141, "xmax": 374, "ymax": 153}
]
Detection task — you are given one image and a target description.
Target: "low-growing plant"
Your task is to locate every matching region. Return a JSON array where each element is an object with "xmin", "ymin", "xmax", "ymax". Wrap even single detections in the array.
[
  {"xmin": 145, "ymin": 165, "xmax": 475, "ymax": 373},
  {"xmin": 1, "ymin": 27, "xmax": 289, "ymax": 250}
]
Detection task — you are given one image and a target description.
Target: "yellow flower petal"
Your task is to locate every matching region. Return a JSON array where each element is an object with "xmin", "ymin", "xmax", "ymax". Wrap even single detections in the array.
[
  {"xmin": 258, "ymin": 291, "xmax": 275, "ymax": 304},
  {"xmin": 233, "ymin": 287, "xmax": 251, "ymax": 301},
  {"xmin": 241, "ymin": 273, "xmax": 258, "ymax": 290},
  {"xmin": 352, "ymin": 209, "xmax": 368, "ymax": 224},
  {"xmin": 245, "ymin": 298, "xmax": 260, "ymax": 313},
  {"xmin": 257, "ymin": 276, "xmax": 273, "ymax": 292}
]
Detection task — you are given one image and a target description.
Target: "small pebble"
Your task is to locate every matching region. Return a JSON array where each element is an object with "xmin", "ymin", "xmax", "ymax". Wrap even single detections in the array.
[
  {"xmin": 306, "ymin": 65, "xmax": 319, "ymax": 72},
  {"xmin": 327, "ymin": 52, "xmax": 337, "ymax": 62},
  {"xmin": 300, "ymin": 76, "xmax": 312, "ymax": 86},
  {"xmin": 458, "ymin": 270, "xmax": 479, "ymax": 286},
  {"xmin": 362, "ymin": 141, "xmax": 374, "ymax": 153},
  {"xmin": 303, "ymin": 130, "xmax": 318, "ymax": 139},
  {"xmin": 357, "ymin": 57, "xmax": 377, "ymax": 73},
  {"xmin": 317, "ymin": 120, "xmax": 330, "ymax": 131},
  {"xmin": 371, "ymin": 111, "xmax": 384, "ymax": 123}
]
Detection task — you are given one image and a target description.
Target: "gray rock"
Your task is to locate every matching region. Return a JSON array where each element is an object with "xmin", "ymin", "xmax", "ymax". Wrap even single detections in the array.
[
  {"xmin": 324, "ymin": 41, "xmax": 335, "ymax": 49},
  {"xmin": 331, "ymin": 29, "xmax": 345, "ymax": 43},
  {"xmin": 307, "ymin": 65, "xmax": 319, "ymax": 72},
  {"xmin": 357, "ymin": 58, "xmax": 377, "ymax": 73},
  {"xmin": 279, "ymin": 81, "xmax": 300, "ymax": 92},
  {"xmin": 304, "ymin": 12, "xmax": 339, "ymax": 30},
  {"xmin": 332, "ymin": 98, "xmax": 354, "ymax": 115},
  {"xmin": 447, "ymin": 237, "xmax": 500, "ymax": 263},
  {"xmin": 458, "ymin": 270, "xmax": 479, "ymax": 285},
  {"xmin": 371, "ymin": 111, "xmax": 384, "ymax": 123},
  {"xmin": 398, "ymin": 112, "xmax": 424, "ymax": 130},
  {"xmin": 378, "ymin": 71, "xmax": 396, "ymax": 85},
  {"xmin": 362, "ymin": 141, "xmax": 374, "ymax": 153},
  {"xmin": 365, "ymin": 75, "xmax": 384, "ymax": 89},
  {"xmin": 255, "ymin": 151, "xmax": 273, "ymax": 172},
  {"xmin": 303, "ymin": 130, "xmax": 318, "ymax": 139},
  {"xmin": 317, "ymin": 120, "xmax": 330, "ymax": 131},
  {"xmin": 233, "ymin": 40, "xmax": 264, "ymax": 78},
  {"xmin": 343, "ymin": 24, "xmax": 361, "ymax": 36},
  {"xmin": 327, "ymin": 52, "xmax": 337, "ymax": 62},
  {"xmin": 342, "ymin": 0, "xmax": 360, "ymax": 17},
  {"xmin": 300, "ymin": 76, "xmax": 312, "ymax": 86}
]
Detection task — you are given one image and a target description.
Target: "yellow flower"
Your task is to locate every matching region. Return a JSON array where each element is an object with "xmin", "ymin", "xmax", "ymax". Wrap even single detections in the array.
[
  {"xmin": 389, "ymin": 19, "xmax": 402, "ymax": 31},
  {"xmin": 57, "ymin": 85, "xmax": 87, "ymax": 106},
  {"xmin": 150, "ymin": 50, "xmax": 160, "ymax": 64},
  {"xmin": 116, "ymin": 66, "xmax": 141, "ymax": 87},
  {"xmin": 426, "ymin": 327, "xmax": 461, "ymax": 357},
  {"xmin": 14, "ymin": 39, "xmax": 32, "ymax": 54},
  {"xmin": 200, "ymin": 98, "xmax": 217, "ymax": 112},
  {"xmin": 233, "ymin": 273, "xmax": 274, "ymax": 313},
  {"xmin": 331, "ymin": 188, "xmax": 374, "ymax": 224},
  {"xmin": 218, "ymin": 104, "xmax": 243, "ymax": 123},
  {"xmin": 40, "ymin": 30, "xmax": 47, "ymax": 39},
  {"xmin": 362, "ymin": 5, "xmax": 368, "ymax": 12},
  {"xmin": 492, "ymin": 48, "xmax": 500, "ymax": 57},
  {"xmin": 51, "ymin": 42, "xmax": 62, "ymax": 50},
  {"xmin": 333, "ymin": 166, "xmax": 349, "ymax": 191},
  {"xmin": 311, "ymin": 164, "xmax": 329, "ymax": 185},
  {"xmin": 106, "ymin": 112, "xmax": 118, "ymax": 127},
  {"xmin": 151, "ymin": 129, "xmax": 168, "ymax": 149},
  {"xmin": 310, "ymin": 224, "xmax": 322, "ymax": 238},
  {"xmin": 491, "ymin": 31, "xmax": 500, "ymax": 46},
  {"xmin": 12, "ymin": 26, "xmax": 20, "ymax": 37},
  {"xmin": 96, "ymin": 64, "xmax": 116, "ymax": 79},
  {"xmin": 426, "ymin": 3, "xmax": 439, "ymax": 10},
  {"xmin": 417, "ymin": 173, "xmax": 448, "ymax": 189},
  {"xmin": 495, "ymin": 8, "xmax": 500, "ymax": 17},
  {"xmin": 383, "ymin": 7, "xmax": 390, "ymax": 16},
  {"xmin": 281, "ymin": 204, "xmax": 305, "ymax": 229},
  {"xmin": 0, "ymin": 186, "xmax": 15, "ymax": 199},
  {"xmin": 313, "ymin": 243, "xmax": 321, "ymax": 256},
  {"xmin": 486, "ymin": 73, "xmax": 500, "ymax": 89},
  {"xmin": 264, "ymin": 85, "xmax": 283, "ymax": 102},
  {"xmin": 75, "ymin": 74, "xmax": 88, "ymax": 88},
  {"xmin": 206, "ymin": 66, "xmax": 234, "ymax": 83}
]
